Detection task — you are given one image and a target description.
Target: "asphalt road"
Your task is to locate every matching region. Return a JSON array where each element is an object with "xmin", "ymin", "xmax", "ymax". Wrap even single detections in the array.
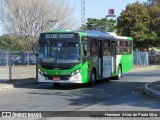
[{"xmin": 0, "ymin": 69, "xmax": 160, "ymax": 120}]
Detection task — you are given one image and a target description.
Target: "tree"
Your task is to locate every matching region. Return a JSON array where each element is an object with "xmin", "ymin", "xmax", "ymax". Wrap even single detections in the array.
[
  {"xmin": 117, "ymin": 2, "xmax": 158, "ymax": 50},
  {"xmin": 148, "ymin": 1, "xmax": 160, "ymax": 48},
  {"xmin": 146, "ymin": 0, "xmax": 160, "ymax": 6},
  {"xmin": 0, "ymin": 0, "xmax": 77, "ymax": 52},
  {"xmin": 0, "ymin": 34, "xmax": 23, "ymax": 50},
  {"xmin": 81, "ymin": 18, "xmax": 116, "ymax": 32}
]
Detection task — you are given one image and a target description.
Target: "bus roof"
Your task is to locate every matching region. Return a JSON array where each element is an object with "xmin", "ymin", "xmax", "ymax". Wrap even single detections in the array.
[
  {"xmin": 43, "ymin": 30, "xmax": 133, "ymax": 40},
  {"xmin": 117, "ymin": 36, "xmax": 133, "ymax": 40}
]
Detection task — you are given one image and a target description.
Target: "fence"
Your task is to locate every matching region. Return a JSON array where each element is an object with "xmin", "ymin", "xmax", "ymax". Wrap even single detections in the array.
[
  {"xmin": 134, "ymin": 50, "xmax": 160, "ymax": 66},
  {"xmin": 0, "ymin": 50, "xmax": 160, "ymax": 66},
  {"xmin": 1, "ymin": 49, "xmax": 160, "ymax": 80},
  {"xmin": 134, "ymin": 51, "xmax": 149, "ymax": 66},
  {"xmin": 149, "ymin": 51, "xmax": 160, "ymax": 65},
  {"xmin": 0, "ymin": 50, "xmax": 36, "ymax": 66}
]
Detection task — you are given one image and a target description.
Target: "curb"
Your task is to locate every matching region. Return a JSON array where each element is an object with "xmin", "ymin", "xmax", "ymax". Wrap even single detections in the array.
[{"xmin": 143, "ymin": 83, "xmax": 160, "ymax": 99}]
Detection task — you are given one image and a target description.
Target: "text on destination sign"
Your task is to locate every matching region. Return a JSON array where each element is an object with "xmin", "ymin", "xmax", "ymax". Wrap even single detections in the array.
[{"xmin": 45, "ymin": 34, "xmax": 75, "ymax": 39}]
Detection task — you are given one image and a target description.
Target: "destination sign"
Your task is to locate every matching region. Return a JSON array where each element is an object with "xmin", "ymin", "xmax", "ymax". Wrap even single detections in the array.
[{"xmin": 44, "ymin": 34, "xmax": 75, "ymax": 39}]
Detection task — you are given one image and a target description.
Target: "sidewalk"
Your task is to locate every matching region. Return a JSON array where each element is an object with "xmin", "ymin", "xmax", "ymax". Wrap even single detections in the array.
[
  {"xmin": 132, "ymin": 65, "xmax": 160, "ymax": 72},
  {"xmin": 144, "ymin": 80, "xmax": 160, "ymax": 99},
  {"xmin": 0, "ymin": 65, "xmax": 37, "ymax": 90},
  {"xmin": 135, "ymin": 65, "xmax": 160, "ymax": 99},
  {"xmin": 132, "ymin": 65, "xmax": 160, "ymax": 99}
]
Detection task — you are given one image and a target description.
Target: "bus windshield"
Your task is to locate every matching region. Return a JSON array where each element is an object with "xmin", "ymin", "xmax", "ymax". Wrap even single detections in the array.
[{"xmin": 39, "ymin": 42, "xmax": 80, "ymax": 64}]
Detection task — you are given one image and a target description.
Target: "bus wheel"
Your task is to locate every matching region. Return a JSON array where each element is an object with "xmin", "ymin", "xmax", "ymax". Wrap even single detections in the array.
[
  {"xmin": 115, "ymin": 66, "xmax": 122, "ymax": 80},
  {"xmin": 89, "ymin": 70, "xmax": 96, "ymax": 87},
  {"xmin": 53, "ymin": 83, "xmax": 60, "ymax": 88}
]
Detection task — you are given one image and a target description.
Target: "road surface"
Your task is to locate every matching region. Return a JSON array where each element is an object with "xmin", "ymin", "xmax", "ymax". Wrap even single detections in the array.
[{"xmin": 0, "ymin": 68, "xmax": 160, "ymax": 120}]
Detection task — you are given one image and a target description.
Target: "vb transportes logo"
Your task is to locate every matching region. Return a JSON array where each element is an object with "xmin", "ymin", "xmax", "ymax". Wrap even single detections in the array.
[{"xmin": 106, "ymin": 8, "xmax": 116, "ymax": 17}]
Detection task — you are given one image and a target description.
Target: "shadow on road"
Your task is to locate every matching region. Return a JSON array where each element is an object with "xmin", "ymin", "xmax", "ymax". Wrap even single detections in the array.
[
  {"xmin": 13, "ymin": 78, "xmax": 111, "ymax": 90},
  {"xmin": 2, "ymin": 70, "xmax": 160, "ymax": 111},
  {"xmin": 25, "ymin": 79, "xmax": 160, "ymax": 110}
]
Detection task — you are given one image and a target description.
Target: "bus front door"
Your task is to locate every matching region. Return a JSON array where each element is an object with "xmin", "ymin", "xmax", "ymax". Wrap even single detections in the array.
[
  {"xmin": 111, "ymin": 41, "xmax": 116, "ymax": 74},
  {"xmin": 98, "ymin": 40, "xmax": 103, "ymax": 78}
]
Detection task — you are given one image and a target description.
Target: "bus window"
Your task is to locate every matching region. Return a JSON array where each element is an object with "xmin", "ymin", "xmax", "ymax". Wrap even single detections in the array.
[
  {"xmin": 82, "ymin": 41, "xmax": 90, "ymax": 56},
  {"xmin": 44, "ymin": 43, "xmax": 48, "ymax": 58},
  {"xmin": 83, "ymin": 41, "xmax": 87, "ymax": 56},
  {"xmin": 91, "ymin": 39, "xmax": 98, "ymax": 56},
  {"xmin": 103, "ymin": 40, "xmax": 110, "ymax": 56}
]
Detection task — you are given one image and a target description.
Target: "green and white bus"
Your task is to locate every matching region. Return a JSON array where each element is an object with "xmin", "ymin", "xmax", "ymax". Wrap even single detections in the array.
[{"xmin": 38, "ymin": 30, "xmax": 133, "ymax": 86}]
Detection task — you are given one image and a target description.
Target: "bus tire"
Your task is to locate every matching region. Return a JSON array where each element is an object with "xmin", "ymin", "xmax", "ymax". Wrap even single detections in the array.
[
  {"xmin": 88, "ymin": 70, "xmax": 96, "ymax": 87},
  {"xmin": 53, "ymin": 83, "xmax": 60, "ymax": 88},
  {"xmin": 115, "ymin": 66, "xmax": 122, "ymax": 80}
]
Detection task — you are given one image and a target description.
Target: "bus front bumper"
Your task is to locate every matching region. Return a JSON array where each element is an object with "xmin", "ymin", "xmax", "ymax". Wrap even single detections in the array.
[{"xmin": 38, "ymin": 72, "xmax": 82, "ymax": 83}]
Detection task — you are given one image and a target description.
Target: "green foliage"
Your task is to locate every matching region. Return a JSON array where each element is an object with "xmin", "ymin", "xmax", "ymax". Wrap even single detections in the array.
[
  {"xmin": 149, "ymin": 3, "xmax": 160, "ymax": 47},
  {"xmin": 0, "ymin": 34, "xmax": 23, "ymax": 50},
  {"xmin": 117, "ymin": 2, "xmax": 160, "ymax": 50},
  {"xmin": 81, "ymin": 18, "xmax": 116, "ymax": 32}
]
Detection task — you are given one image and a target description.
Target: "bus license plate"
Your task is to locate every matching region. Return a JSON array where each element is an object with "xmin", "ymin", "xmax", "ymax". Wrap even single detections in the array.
[{"xmin": 52, "ymin": 77, "xmax": 60, "ymax": 81}]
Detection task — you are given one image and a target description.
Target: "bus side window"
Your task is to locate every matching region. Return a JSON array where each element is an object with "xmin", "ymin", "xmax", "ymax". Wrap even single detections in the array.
[
  {"xmin": 91, "ymin": 39, "xmax": 98, "ymax": 56},
  {"xmin": 83, "ymin": 42, "xmax": 87, "ymax": 56},
  {"xmin": 103, "ymin": 40, "xmax": 110, "ymax": 56},
  {"xmin": 83, "ymin": 41, "xmax": 91, "ymax": 56},
  {"xmin": 83, "ymin": 41, "xmax": 90, "ymax": 56}
]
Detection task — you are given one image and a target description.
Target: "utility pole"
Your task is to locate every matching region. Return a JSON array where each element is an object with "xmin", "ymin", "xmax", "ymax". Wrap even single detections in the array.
[
  {"xmin": 105, "ymin": 15, "xmax": 109, "ymax": 31},
  {"xmin": 81, "ymin": 0, "xmax": 86, "ymax": 25},
  {"xmin": 8, "ymin": 49, "xmax": 12, "ymax": 80}
]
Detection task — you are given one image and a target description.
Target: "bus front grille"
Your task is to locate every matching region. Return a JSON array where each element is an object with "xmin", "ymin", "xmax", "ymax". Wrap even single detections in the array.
[{"xmin": 44, "ymin": 75, "xmax": 70, "ymax": 80}]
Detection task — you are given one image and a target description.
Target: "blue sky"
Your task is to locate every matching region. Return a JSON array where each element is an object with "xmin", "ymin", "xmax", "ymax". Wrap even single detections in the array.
[
  {"xmin": 0, "ymin": 0, "xmax": 147, "ymax": 35},
  {"xmin": 70, "ymin": 0, "xmax": 147, "ymax": 22}
]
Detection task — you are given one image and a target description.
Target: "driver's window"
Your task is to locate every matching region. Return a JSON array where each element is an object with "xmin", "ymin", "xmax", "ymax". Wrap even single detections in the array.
[
  {"xmin": 44, "ymin": 43, "xmax": 48, "ymax": 58},
  {"xmin": 82, "ymin": 41, "xmax": 90, "ymax": 56}
]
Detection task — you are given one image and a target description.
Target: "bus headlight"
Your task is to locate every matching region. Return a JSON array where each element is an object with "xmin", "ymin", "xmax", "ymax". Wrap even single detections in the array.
[
  {"xmin": 75, "ymin": 69, "xmax": 80, "ymax": 74},
  {"xmin": 71, "ymin": 69, "xmax": 80, "ymax": 77},
  {"xmin": 38, "ymin": 69, "xmax": 44, "ymax": 75}
]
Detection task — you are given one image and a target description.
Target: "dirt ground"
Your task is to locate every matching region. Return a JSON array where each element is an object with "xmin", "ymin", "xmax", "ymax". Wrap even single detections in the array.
[
  {"xmin": 0, "ymin": 65, "xmax": 159, "ymax": 80},
  {"xmin": 0, "ymin": 65, "xmax": 36, "ymax": 80}
]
